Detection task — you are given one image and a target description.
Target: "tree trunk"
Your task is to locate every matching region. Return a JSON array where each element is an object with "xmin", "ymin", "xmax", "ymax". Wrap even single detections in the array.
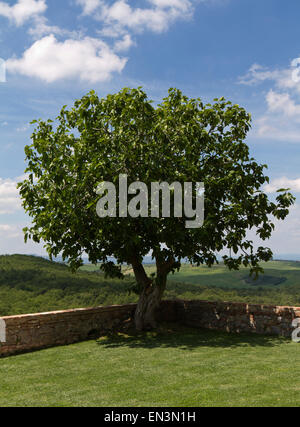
[
  {"xmin": 131, "ymin": 255, "xmax": 174, "ymax": 331},
  {"xmin": 134, "ymin": 279, "xmax": 166, "ymax": 331}
]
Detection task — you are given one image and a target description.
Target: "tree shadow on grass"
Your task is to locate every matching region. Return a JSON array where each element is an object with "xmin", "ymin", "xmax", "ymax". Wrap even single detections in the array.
[{"xmin": 96, "ymin": 323, "xmax": 288, "ymax": 351}]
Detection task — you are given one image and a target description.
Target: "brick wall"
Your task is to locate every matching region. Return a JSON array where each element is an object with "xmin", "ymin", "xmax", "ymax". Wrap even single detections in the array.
[{"xmin": 1, "ymin": 299, "xmax": 299, "ymax": 357}]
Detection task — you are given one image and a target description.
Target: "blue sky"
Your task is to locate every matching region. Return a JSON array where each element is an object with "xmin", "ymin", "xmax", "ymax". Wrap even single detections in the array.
[{"xmin": 0, "ymin": 0, "xmax": 300, "ymax": 257}]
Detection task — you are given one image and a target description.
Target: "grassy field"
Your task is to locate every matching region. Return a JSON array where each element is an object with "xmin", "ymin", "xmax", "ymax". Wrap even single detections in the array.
[
  {"xmin": 0, "ymin": 255, "xmax": 137, "ymax": 316},
  {"xmin": 1, "ymin": 254, "xmax": 300, "ymax": 317},
  {"xmin": 2, "ymin": 258, "xmax": 300, "ymax": 407},
  {"xmin": 0, "ymin": 326, "xmax": 299, "ymax": 407},
  {"xmin": 122, "ymin": 260, "xmax": 300, "ymax": 289},
  {"xmin": 83, "ymin": 259, "xmax": 300, "ymax": 307}
]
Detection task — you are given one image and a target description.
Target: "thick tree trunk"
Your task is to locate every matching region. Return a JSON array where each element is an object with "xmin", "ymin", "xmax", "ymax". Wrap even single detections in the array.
[
  {"xmin": 134, "ymin": 279, "xmax": 166, "ymax": 331},
  {"xmin": 131, "ymin": 257, "xmax": 168, "ymax": 331}
]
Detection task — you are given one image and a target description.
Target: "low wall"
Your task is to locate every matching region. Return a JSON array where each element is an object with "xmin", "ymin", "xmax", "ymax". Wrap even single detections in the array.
[
  {"xmin": 177, "ymin": 300, "xmax": 300, "ymax": 338},
  {"xmin": 1, "ymin": 299, "xmax": 299, "ymax": 356},
  {"xmin": 0, "ymin": 300, "xmax": 177, "ymax": 357}
]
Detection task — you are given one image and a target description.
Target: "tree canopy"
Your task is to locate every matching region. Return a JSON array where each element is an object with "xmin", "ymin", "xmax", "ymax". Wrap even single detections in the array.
[{"xmin": 18, "ymin": 87, "xmax": 295, "ymax": 329}]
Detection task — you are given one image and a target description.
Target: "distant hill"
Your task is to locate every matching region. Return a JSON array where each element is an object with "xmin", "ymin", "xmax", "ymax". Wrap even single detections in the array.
[
  {"xmin": 1, "ymin": 255, "xmax": 300, "ymax": 316},
  {"xmin": 29, "ymin": 253, "xmax": 300, "ymax": 264},
  {"xmin": 31, "ymin": 254, "xmax": 156, "ymax": 265},
  {"xmin": 0, "ymin": 254, "xmax": 137, "ymax": 316},
  {"xmin": 273, "ymin": 254, "xmax": 300, "ymax": 261}
]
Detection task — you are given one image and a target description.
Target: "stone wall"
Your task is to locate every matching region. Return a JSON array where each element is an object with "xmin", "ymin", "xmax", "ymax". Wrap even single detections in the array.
[
  {"xmin": 1, "ymin": 299, "xmax": 299, "ymax": 357},
  {"xmin": 0, "ymin": 300, "xmax": 178, "ymax": 357},
  {"xmin": 176, "ymin": 299, "xmax": 300, "ymax": 338}
]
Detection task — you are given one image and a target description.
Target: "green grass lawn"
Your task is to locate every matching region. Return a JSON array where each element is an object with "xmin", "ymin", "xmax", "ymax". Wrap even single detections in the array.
[{"xmin": 0, "ymin": 326, "xmax": 299, "ymax": 407}]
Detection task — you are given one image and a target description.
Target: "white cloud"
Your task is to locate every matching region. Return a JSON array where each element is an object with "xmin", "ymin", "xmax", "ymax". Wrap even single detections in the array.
[
  {"xmin": 239, "ymin": 62, "xmax": 298, "ymax": 91},
  {"xmin": 239, "ymin": 64, "xmax": 284, "ymax": 86},
  {"xmin": 244, "ymin": 203, "xmax": 300, "ymax": 255},
  {"xmin": 239, "ymin": 58, "xmax": 300, "ymax": 95},
  {"xmin": 104, "ymin": 0, "xmax": 193, "ymax": 33},
  {"xmin": 0, "ymin": 176, "xmax": 47, "ymax": 254},
  {"xmin": 254, "ymin": 117, "xmax": 300, "ymax": 143},
  {"xmin": 266, "ymin": 90, "xmax": 300, "ymax": 118},
  {"xmin": 3, "ymin": 0, "xmax": 201, "ymax": 83},
  {"xmin": 267, "ymin": 204, "xmax": 300, "ymax": 250},
  {"xmin": 0, "ymin": 224, "xmax": 22, "ymax": 239},
  {"xmin": 113, "ymin": 33, "xmax": 134, "ymax": 52},
  {"xmin": 251, "ymin": 91, "xmax": 300, "ymax": 143},
  {"xmin": 7, "ymin": 34, "xmax": 127, "ymax": 83},
  {"xmin": 264, "ymin": 177, "xmax": 300, "ymax": 194},
  {"xmin": 78, "ymin": 0, "xmax": 194, "ymax": 34},
  {"xmin": 240, "ymin": 60, "xmax": 300, "ymax": 143},
  {"xmin": 0, "ymin": 222, "xmax": 48, "ymax": 254},
  {"xmin": 0, "ymin": 0, "xmax": 47, "ymax": 26},
  {"xmin": 28, "ymin": 15, "xmax": 80, "ymax": 39},
  {"xmin": 0, "ymin": 176, "xmax": 24, "ymax": 215},
  {"xmin": 77, "ymin": 0, "xmax": 102, "ymax": 15}
]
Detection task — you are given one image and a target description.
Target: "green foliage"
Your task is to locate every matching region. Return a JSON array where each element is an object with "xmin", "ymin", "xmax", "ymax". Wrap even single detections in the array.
[
  {"xmin": 165, "ymin": 282, "xmax": 300, "ymax": 307},
  {"xmin": 18, "ymin": 87, "xmax": 295, "ymax": 281},
  {"xmin": 0, "ymin": 255, "xmax": 137, "ymax": 316}
]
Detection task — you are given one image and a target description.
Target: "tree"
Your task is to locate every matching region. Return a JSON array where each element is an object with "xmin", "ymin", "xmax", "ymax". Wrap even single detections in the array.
[{"xmin": 18, "ymin": 88, "xmax": 295, "ymax": 330}]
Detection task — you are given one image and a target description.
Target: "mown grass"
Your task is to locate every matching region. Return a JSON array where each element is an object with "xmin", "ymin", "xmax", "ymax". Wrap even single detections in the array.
[{"xmin": 0, "ymin": 326, "xmax": 299, "ymax": 407}]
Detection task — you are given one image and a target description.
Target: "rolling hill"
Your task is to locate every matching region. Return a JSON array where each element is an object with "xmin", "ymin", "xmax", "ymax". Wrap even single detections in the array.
[{"xmin": 1, "ymin": 255, "xmax": 300, "ymax": 317}]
